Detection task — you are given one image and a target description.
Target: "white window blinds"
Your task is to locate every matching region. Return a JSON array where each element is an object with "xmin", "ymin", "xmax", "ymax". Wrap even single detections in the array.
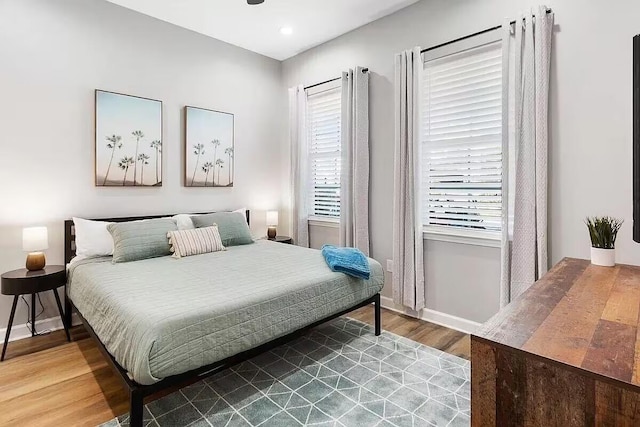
[
  {"xmin": 307, "ymin": 83, "xmax": 342, "ymax": 219},
  {"xmin": 422, "ymin": 41, "xmax": 503, "ymax": 235}
]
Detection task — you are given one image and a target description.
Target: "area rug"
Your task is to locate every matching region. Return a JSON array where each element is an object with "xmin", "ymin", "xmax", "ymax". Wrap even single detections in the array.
[{"xmin": 101, "ymin": 317, "xmax": 470, "ymax": 427}]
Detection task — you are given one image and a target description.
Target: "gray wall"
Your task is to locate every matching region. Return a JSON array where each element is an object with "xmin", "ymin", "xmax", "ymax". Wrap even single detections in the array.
[
  {"xmin": 0, "ymin": 0, "xmax": 284, "ymax": 328},
  {"xmin": 282, "ymin": 0, "xmax": 640, "ymax": 323}
]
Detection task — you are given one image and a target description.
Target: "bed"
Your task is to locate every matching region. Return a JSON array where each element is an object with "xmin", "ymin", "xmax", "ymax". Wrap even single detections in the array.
[{"xmin": 63, "ymin": 211, "xmax": 383, "ymax": 427}]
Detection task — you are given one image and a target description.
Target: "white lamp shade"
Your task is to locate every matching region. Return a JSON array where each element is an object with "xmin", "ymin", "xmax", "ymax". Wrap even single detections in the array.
[
  {"xmin": 23, "ymin": 226, "xmax": 48, "ymax": 252},
  {"xmin": 266, "ymin": 211, "xmax": 279, "ymax": 226}
]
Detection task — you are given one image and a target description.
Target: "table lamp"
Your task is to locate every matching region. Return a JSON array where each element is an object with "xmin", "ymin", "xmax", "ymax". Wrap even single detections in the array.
[
  {"xmin": 266, "ymin": 211, "xmax": 278, "ymax": 239},
  {"xmin": 23, "ymin": 226, "xmax": 48, "ymax": 271}
]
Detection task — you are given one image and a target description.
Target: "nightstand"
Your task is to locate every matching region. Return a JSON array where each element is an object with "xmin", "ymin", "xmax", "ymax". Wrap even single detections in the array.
[
  {"xmin": 1, "ymin": 265, "xmax": 69, "ymax": 361},
  {"xmin": 268, "ymin": 236, "xmax": 293, "ymax": 244}
]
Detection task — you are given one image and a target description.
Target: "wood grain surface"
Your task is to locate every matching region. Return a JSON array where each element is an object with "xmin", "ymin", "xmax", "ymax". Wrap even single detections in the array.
[
  {"xmin": 472, "ymin": 258, "xmax": 640, "ymax": 426},
  {"xmin": 476, "ymin": 258, "xmax": 640, "ymax": 384}
]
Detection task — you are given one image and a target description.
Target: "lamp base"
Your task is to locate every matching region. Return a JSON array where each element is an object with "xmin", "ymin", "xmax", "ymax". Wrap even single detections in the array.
[
  {"xmin": 267, "ymin": 227, "xmax": 277, "ymax": 239},
  {"xmin": 26, "ymin": 252, "xmax": 46, "ymax": 271}
]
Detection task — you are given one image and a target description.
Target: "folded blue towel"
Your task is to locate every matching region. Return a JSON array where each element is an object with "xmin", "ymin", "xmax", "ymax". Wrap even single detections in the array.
[{"xmin": 321, "ymin": 245, "xmax": 370, "ymax": 280}]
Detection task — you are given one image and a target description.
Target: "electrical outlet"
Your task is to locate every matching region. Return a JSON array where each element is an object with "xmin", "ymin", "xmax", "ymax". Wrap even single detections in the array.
[{"xmin": 386, "ymin": 259, "xmax": 393, "ymax": 272}]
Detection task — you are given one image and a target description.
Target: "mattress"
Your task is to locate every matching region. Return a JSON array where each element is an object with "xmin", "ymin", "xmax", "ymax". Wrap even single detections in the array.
[{"xmin": 68, "ymin": 240, "xmax": 384, "ymax": 385}]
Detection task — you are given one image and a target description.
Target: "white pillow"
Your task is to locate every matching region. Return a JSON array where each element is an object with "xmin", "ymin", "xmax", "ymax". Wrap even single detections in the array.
[
  {"xmin": 72, "ymin": 217, "xmax": 114, "ymax": 259},
  {"xmin": 233, "ymin": 207, "xmax": 248, "ymax": 218},
  {"xmin": 173, "ymin": 214, "xmax": 195, "ymax": 230}
]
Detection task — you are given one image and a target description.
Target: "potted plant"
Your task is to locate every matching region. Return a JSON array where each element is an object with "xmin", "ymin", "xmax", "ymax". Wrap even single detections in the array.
[{"xmin": 585, "ymin": 216, "xmax": 623, "ymax": 267}]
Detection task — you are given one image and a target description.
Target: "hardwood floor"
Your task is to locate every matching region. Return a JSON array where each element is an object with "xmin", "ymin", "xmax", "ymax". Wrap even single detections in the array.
[
  {"xmin": 349, "ymin": 306, "xmax": 470, "ymax": 360},
  {"xmin": 0, "ymin": 306, "xmax": 469, "ymax": 427}
]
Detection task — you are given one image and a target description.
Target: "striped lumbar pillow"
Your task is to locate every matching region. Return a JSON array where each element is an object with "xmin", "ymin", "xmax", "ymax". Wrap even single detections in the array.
[{"xmin": 167, "ymin": 225, "xmax": 225, "ymax": 258}]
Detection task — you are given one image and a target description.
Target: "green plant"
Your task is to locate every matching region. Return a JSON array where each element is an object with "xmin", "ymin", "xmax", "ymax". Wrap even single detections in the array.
[{"xmin": 585, "ymin": 216, "xmax": 623, "ymax": 249}]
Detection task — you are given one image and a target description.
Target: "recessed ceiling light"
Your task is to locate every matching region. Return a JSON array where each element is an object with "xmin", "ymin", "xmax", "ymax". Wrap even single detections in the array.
[{"xmin": 280, "ymin": 27, "xmax": 293, "ymax": 36}]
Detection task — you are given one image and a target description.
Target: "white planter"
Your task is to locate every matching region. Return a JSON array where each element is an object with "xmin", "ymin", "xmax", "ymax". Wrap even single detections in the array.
[{"xmin": 591, "ymin": 247, "xmax": 615, "ymax": 267}]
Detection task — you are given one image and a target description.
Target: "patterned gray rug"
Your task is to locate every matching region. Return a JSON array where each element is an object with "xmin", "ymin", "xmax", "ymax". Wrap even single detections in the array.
[{"xmin": 101, "ymin": 318, "xmax": 470, "ymax": 427}]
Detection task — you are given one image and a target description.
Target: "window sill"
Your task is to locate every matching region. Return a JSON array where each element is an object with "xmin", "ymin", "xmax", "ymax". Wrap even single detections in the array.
[
  {"xmin": 308, "ymin": 217, "xmax": 340, "ymax": 228},
  {"xmin": 423, "ymin": 227, "xmax": 501, "ymax": 248}
]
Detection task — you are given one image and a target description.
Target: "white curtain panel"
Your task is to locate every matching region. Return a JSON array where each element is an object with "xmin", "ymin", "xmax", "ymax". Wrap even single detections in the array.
[
  {"xmin": 392, "ymin": 48, "xmax": 425, "ymax": 311},
  {"xmin": 500, "ymin": 6, "xmax": 553, "ymax": 306},
  {"xmin": 289, "ymin": 85, "xmax": 310, "ymax": 248},
  {"xmin": 340, "ymin": 67, "xmax": 370, "ymax": 255}
]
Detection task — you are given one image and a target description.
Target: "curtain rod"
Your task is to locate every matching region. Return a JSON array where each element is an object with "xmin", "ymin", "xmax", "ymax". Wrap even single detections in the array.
[
  {"xmin": 304, "ymin": 68, "xmax": 369, "ymax": 90},
  {"xmin": 421, "ymin": 8, "xmax": 552, "ymax": 54}
]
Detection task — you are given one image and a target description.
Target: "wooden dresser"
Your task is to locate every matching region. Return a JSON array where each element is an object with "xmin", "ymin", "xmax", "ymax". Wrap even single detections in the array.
[{"xmin": 472, "ymin": 258, "xmax": 640, "ymax": 426}]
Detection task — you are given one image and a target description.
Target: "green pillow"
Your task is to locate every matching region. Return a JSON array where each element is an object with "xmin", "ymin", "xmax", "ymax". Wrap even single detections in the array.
[
  {"xmin": 191, "ymin": 212, "xmax": 253, "ymax": 246},
  {"xmin": 107, "ymin": 218, "xmax": 177, "ymax": 263}
]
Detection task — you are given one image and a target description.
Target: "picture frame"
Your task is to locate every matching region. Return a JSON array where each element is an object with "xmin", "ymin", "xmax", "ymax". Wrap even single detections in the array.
[
  {"xmin": 95, "ymin": 90, "xmax": 163, "ymax": 187},
  {"xmin": 184, "ymin": 106, "xmax": 234, "ymax": 187}
]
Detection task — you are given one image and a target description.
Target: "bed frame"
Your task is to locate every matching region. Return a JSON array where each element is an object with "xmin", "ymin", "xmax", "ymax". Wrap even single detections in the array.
[{"xmin": 63, "ymin": 211, "xmax": 381, "ymax": 427}]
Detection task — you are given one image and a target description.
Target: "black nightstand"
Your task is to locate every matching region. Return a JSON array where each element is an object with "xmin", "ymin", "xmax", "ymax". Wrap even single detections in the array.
[
  {"xmin": 1, "ymin": 265, "xmax": 70, "ymax": 361},
  {"xmin": 268, "ymin": 235, "xmax": 293, "ymax": 244}
]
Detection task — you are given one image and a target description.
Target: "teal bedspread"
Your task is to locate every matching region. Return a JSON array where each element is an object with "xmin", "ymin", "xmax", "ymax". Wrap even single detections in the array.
[{"xmin": 68, "ymin": 240, "xmax": 384, "ymax": 385}]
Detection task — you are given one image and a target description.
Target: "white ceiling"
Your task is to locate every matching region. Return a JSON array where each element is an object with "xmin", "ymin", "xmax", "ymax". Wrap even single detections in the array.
[{"xmin": 105, "ymin": 0, "xmax": 420, "ymax": 60}]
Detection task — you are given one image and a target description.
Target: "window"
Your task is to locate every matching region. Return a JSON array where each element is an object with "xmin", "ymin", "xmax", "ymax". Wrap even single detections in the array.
[
  {"xmin": 421, "ymin": 41, "xmax": 503, "ymax": 238},
  {"xmin": 306, "ymin": 82, "xmax": 342, "ymax": 220}
]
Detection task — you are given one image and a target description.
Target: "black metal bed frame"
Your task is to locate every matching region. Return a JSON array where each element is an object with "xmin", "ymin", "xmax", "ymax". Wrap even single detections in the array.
[{"xmin": 63, "ymin": 211, "xmax": 381, "ymax": 427}]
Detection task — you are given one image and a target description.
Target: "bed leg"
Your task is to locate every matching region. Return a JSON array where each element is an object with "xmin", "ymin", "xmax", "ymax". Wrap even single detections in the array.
[
  {"xmin": 374, "ymin": 293, "xmax": 381, "ymax": 336},
  {"xmin": 64, "ymin": 287, "xmax": 72, "ymax": 332},
  {"xmin": 129, "ymin": 389, "xmax": 144, "ymax": 427}
]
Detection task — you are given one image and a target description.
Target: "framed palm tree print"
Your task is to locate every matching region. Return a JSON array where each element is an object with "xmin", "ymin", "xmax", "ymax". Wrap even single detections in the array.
[
  {"xmin": 184, "ymin": 106, "xmax": 234, "ymax": 187},
  {"xmin": 95, "ymin": 90, "xmax": 163, "ymax": 186}
]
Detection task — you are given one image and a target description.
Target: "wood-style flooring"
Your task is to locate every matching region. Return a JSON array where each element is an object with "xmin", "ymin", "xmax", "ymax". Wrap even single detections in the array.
[
  {"xmin": 349, "ymin": 306, "xmax": 469, "ymax": 360},
  {"xmin": 0, "ymin": 306, "xmax": 469, "ymax": 427}
]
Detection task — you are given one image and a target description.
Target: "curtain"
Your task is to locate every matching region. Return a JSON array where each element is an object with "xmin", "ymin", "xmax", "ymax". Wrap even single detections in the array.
[
  {"xmin": 340, "ymin": 67, "xmax": 370, "ymax": 255},
  {"xmin": 289, "ymin": 85, "xmax": 309, "ymax": 248},
  {"xmin": 500, "ymin": 6, "xmax": 553, "ymax": 306},
  {"xmin": 392, "ymin": 47, "xmax": 425, "ymax": 311}
]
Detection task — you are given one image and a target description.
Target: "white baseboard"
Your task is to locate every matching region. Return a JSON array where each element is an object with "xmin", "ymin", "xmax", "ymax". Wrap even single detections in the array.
[
  {"xmin": 0, "ymin": 313, "xmax": 81, "ymax": 343},
  {"xmin": 379, "ymin": 296, "xmax": 481, "ymax": 335}
]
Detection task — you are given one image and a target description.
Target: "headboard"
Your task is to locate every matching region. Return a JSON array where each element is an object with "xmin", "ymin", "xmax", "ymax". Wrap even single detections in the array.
[{"xmin": 64, "ymin": 210, "xmax": 250, "ymax": 265}]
